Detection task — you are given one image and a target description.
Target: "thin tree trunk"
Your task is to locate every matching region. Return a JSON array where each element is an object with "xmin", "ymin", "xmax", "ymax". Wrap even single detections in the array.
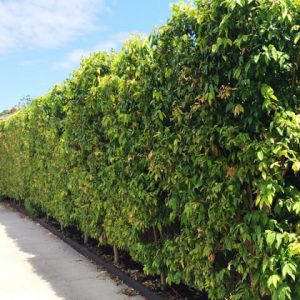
[
  {"xmin": 160, "ymin": 273, "xmax": 166, "ymax": 291},
  {"xmin": 159, "ymin": 229, "xmax": 164, "ymax": 240},
  {"xmin": 153, "ymin": 226, "xmax": 158, "ymax": 243},
  {"xmin": 84, "ymin": 233, "xmax": 89, "ymax": 245},
  {"xmin": 154, "ymin": 226, "xmax": 166, "ymax": 290},
  {"xmin": 113, "ymin": 245, "xmax": 119, "ymax": 264},
  {"xmin": 247, "ymin": 182, "xmax": 254, "ymax": 210}
]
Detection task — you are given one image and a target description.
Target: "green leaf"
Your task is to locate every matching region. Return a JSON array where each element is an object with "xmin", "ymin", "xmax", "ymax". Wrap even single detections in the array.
[
  {"xmin": 267, "ymin": 274, "xmax": 280, "ymax": 288},
  {"xmin": 292, "ymin": 202, "xmax": 300, "ymax": 215},
  {"xmin": 282, "ymin": 263, "xmax": 296, "ymax": 281},
  {"xmin": 294, "ymin": 33, "xmax": 300, "ymax": 44},
  {"xmin": 254, "ymin": 54, "xmax": 260, "ymax": 63},
  {"xmin": 212, "ymin": 44, "xmax": 218, "ymax": 53},
  {"xmin": 292, "ymin": 161, "xmax": 300, "ymax": 173},
  {"xmin": 233, "ymin": 104, "xmax": 244, "ymax": 117},
  {"xmin": 275, "ymin": 233, "xmax": 283, "ymax": 249},
  {"xmin": 289, "ymin": 242, "xmax": 300, "ymax": 256},
  {"xmin": 266, "ymin": 230, "xmax": 276, "ymax": 247},
  {"xmin": 257, "ymin": 151, "xmax": 264, "ymax": 161},
  {"xmin": 261, "ymin": 84, "xmax": 275, "ymax": 99}
]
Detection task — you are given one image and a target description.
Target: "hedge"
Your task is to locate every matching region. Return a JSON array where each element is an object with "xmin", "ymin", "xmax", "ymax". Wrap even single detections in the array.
[{"xmin": 1, "ymin": 0, "xmax": 300, "ymax": 298}]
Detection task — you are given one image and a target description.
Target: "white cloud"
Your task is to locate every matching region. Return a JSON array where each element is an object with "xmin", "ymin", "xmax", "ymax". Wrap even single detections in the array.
[
  {"xmin": 0, "ymin": 0, "xmax": 105, "ymax": 53},
  {"xmin": 55, "ymin": 32, "xmax": 140, "ymax": 69},
  {"xmin": 19, "ymin": 59, "xmax": 41, "ymax": 66},
  {"xmin": 55, "ymin": 49, "xmax": 89, "ymax": 69}
]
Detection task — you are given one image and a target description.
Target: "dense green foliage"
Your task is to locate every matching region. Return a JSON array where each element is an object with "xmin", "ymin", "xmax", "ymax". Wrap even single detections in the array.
[{"xmin": 1, "ymin": 0, "xmax": 300, "ymax": 298}]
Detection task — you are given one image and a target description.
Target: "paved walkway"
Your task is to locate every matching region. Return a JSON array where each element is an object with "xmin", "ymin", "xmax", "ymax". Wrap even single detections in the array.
[{"xmin": 0, "ymin": 203, "xmax": 143, "ymax": 300}]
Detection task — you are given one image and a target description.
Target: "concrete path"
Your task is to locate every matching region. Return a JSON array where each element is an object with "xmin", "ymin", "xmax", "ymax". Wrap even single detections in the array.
[{"xmin": 0, "ymin": 203, "xmax": 144, "ymax": 300}]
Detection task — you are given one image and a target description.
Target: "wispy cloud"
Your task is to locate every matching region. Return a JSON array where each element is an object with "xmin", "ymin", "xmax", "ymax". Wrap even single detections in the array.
[
  {"xmin": 55, "ymin": 32, "xmax": 141, "ymax": 69},
  {"xmin": 19, "ymin": 59, "xmax": 42, "ymax": 66},
  {"xmin": 0, "ymin": 0, "xmax": 105, "ymax": 53}
]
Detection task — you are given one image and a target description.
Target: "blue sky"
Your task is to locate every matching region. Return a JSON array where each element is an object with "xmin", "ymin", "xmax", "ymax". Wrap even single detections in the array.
[{"xmin": 0, "ymin": 0, "xmax": 183, "ymax": 111}]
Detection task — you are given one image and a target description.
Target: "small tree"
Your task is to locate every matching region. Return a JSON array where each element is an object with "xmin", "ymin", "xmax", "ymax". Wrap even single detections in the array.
[{"xmin": 16, "ymin": 95, "xmax": 33, "ymax": 109}]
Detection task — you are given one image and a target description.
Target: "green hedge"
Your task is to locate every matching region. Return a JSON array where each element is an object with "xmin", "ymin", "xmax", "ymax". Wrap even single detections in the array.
[{"xmin": 1, "ymin": 1, "xmax": 300, "ymax": 298}]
